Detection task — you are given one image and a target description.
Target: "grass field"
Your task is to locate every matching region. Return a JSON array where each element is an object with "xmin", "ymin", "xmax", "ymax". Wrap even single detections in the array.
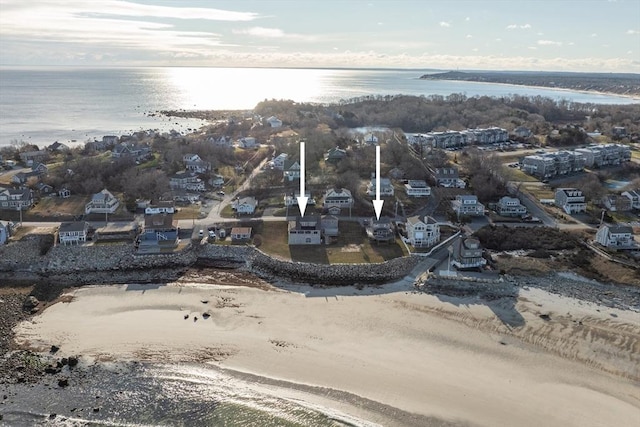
[
  {"xmin": 245, "ymin": 220, "xmax": 408, "ymax": 264},
  {"xmin": 30, "ymin": 195, "xmax": 90, "ymax": 217}
]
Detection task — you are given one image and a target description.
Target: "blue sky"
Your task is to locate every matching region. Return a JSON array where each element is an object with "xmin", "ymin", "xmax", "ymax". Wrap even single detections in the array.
[{"xmin": 1, "ymin": 0, "xmax": 639, "ymax": 72}]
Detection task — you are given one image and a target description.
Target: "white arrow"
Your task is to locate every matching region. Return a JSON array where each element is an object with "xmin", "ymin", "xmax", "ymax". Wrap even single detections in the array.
[
  {"xmin": 296, "ymin": 141, "xmax": 308, "ymax": 217},
  {"xmin": 373, "ymin": 144, "xmax": 384, "ymax": 220}
]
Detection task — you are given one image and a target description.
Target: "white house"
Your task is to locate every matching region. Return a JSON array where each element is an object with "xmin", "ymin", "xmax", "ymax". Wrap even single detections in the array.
[
  {"xmin": 0, "ymin": 188, "xmax": 33, "ymax": 210},
  {"xmin": 451, "ymin": 195, "xmax": 485, "ymax": 217},
  {"xmin": 404, "ymin": 180, "xmax": 431, "ymax": 197},
  {"xmin": 183, "ymin": 154, "xmax": 211, "ymax": 174},
  {"xmin": 555, "ymin": 188, "xmax": 586, "ymax": 214},
  {"xmin": 170, "ymin": 171, "xmax": 205, "ymax": 191},
  {"xmin": 0, "ymin": 220, "xmax": 10, "ymax": 244},
  {"xmin": 284, "ymin": 191, "xmax": 314, "ymax": 207},
  {"xmin": 85, "ymin": 189, "xmax": 120, "ymax": 214},
  {"xmin": 595, "ymin": 224, "xmax": 636, "ymax": 249},
  {"xmin": 406, "ymin": 215, "xmax": 440, "ymax": 248},
  {"xmin": 233, "ymin": 196, "xmax": 258, "ymax": 215},
  {"xmin": 496, "ymin": 196, "xmax": 527, "ymax": 217},
  {"xmin": 288, "ymin": 215, "xmax": 322, "ymax": 245},
  {"xmin": 58, "ymin": 221, "xmax": 89, "ymax": 245},
  {"xmin": 363, "ymin": 133, "xmax": 379, "ymax": 145},
  {"xmin": 145, "ymin": 201, "xmax": 175, "ymax": 215},
  {"xmin": 622, "ymin": 189, "xmax": 640, "ymax": 209},
  {"xmin": 231, "ymin": 227, "xmax": 252, "ymax": 241},
  {"xmin": 323, "ymin": 188, "xmax": 353, "ymax": 214},
  {"xmin": 433, "ymin": 167, "xmax": 465, "ymax": 188}
]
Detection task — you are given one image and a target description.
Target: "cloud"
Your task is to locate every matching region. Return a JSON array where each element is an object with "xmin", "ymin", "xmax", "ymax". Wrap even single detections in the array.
[
  {"xmin": 465, "ymin": 17, "xmax": 470, "ymax": 21},
  {"xmin": 439, "ymin": 21, "xmax": 451, "ymax": 28},
  {"xmin": 591, "ymin": 33, "xmax": 598, "ymax": 37},
  {"xmin": 627, "ymin": 29, "xmax": 640, "ymax": 35},
  {"xmin": 233, "ymin": 27, "xmax": 285, "ymax": 38},
  {"xmin": 466, "ymin": 34, "xmax": 473, "ymax": 39},
  {"xmin": 538, "ymin": 40, "xmax": 562, "ymax": 46},
  {"xmin": 506, "ymin": 24, "xmax": 531, "ymax": 30}
]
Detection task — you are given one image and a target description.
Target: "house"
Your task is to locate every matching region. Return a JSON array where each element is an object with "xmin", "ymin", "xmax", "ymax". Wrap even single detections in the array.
[
  {"xmin": 555, "ymin": 188, "xmax": 587, "ymax": 214},
  {"xmin": 85, "ymin": 189, "xmax": 120, "ymax": 214},
  {"xmin": 452, "ymin": 237, "xmax": 487, "ymax": 270},
  {"xmin": 145, "ymin": 201, "xmax": 175, "ymax": 215},
  {"xmin": 321, "ymin": 215, "xmax": 339, "ymax": 240},
  {"xmin": 111, "ymin": 142, "xmax": 152, "ymax": 162},
  {"xmin": 322, "ymin": 188, "xmax": 353, "ymax": 214},
  {"xmin": 404, "ymin": 180, "xmax": 431, "ymax": 197},
  {"xmin": 31, "ymin": 162, "xmax": 49, "ymax": 175},
  {"xmin": 595, "ymin": 224, "xmax": 636, "ymax": 249},
  {"xmin": 35, "ymin": 182, "xmax": 54, "ymax": 196},
  {"xmin": 612, "ymin": 126, "xmax": 627, "ymax": 137},
  {"xmin": 602, "ymin": 195, "xmax": 632, "ymax": 212},
  {"xmin": 284, "ymin": 191, "xmax": 314, "ymax": 207},
  {"xmin": 451, "ymin": 195, "xmax": 485, "ymax": 217},
  {"xmin": 211, "ymin": 135, "xmax": 233, "ymax": 147},
  {"xmin": 137, "ymin": 213, "xmax": 179, "ymax": 252},
  {"xmin": 363, "ymin": 133, "xmax": 379, "ymax": 145},
  {"xmin": 0, "ymin": 188, "xmax": 33, "ymax": 210},
  {"xmin": 11, "ymin": 171, "xmax": 40, "ymax": 185},
  {"xmin": 272, "ymin": 153, "xmax": 288, "ymax": 170},
  {"xmin": 183, "ymin": 154, "xmax": 211, "ymax": 173},
  {"xmin": 58, "ymin": 188, "xmax": 71, "ymax": 198},
  {"xmin": 233, "ymin": 196, "xmax": 258, "ymax": 215},
  {"xmin": 406, "ymin": 215, "xmax": 440, "ymax": 248},
  {"xmin": 172, "ymin": 192, "xmax": 200, "ymax": 204},
  {"xmin": 433, "ymin": 168, "xmax": 465, "ymax": 188},
  {"xmin": 388, "ymin": 167, "xmax": 404, "ymax": 180},
  {"xmin": 366, "ymin": 175, "xmax": 394, "ymax": 197},
  {"xmin": 288, "ymin": 215, "xmax": 322, "ymax": 245},
  {"xmin": 0, "ymin": 220, "xmax": 11, "ymax": 244},
  {"xmin": 266, "ymin": 116, "xmax": 282, "ymax": 128},
  {"xmin": 231, "ymin": 227, "xmax": 252, "ymax": 242},
  {"xmin": 238, "ymin": 137, "xmax": 257, "ymax": 149},
  {"xmin": 19, "ymin": 150, "xmax": 48, "ymax": 165},
  {"xmin": 366, "ymin": 216, "xmax": 395, "ymax": 243},
  {"xmin": 209, "ymin": 174, "xmax": 225, "ymax": 187},
  {"xmin": 58, "ymin": 221, "xmax": 89, "ymax": 245},
  {"xmin": 170, "ymin": 171, "xmax": 205, "ymax": 191},
  {"xmin": 513, "ymin": 126, "xmax": 532, "ymax": 139},
  {"xmin": 496, "ymin": 196, "xmax": 527, "ymax": 217},
  {"xmin": 283, "ymin": 159, "xmax": 301, "ymax": 182},
  {"xmin": 102, "ymin": 135, "xmax": 119, "ymax": 146},
  {"xmin": 324, "ymin": 147, "xmax": 347, "ymax": 164},
  {"xmin": 622, "ymin": 189, "xmax": 640, "ymax": 209},
  {"xmin": 47, "ymin": 141, "xmax": 69, "ymax": 152}
]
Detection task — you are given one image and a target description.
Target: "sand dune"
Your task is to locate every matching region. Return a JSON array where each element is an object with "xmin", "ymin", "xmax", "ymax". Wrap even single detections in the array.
[{"xmin": 14, "ymin": 279, "xmax": 640, "ymax": 427}]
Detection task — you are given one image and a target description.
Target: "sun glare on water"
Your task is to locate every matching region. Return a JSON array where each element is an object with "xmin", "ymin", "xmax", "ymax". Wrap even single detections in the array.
[{"xmin": 164, "ymin": 67, "xmax": 332, "ymax": 110}]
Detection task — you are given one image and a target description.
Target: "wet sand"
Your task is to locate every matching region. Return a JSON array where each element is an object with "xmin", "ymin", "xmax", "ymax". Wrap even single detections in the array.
[{"xmin": 13, "ymin": 279, "xmax": 640, "ymax": 427}]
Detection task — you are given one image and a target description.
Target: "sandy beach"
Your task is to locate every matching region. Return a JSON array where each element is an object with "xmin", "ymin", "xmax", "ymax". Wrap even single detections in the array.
[{"xmin": 13, "ymin": 276, "xmax": 640, "ymax": 427}]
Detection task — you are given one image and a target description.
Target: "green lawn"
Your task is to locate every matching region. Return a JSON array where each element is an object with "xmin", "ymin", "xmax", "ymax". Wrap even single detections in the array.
[{"xmin": 251, "ymin": 220, "xmax": 408, "ymax": 264}]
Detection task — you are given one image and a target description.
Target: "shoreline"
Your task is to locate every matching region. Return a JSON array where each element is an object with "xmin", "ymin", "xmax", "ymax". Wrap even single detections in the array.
[{"xmin": 4, "ymin": 271, "xmax": 640, "ymax": 426}]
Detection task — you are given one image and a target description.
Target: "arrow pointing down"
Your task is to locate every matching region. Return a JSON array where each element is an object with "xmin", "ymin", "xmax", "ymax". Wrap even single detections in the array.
[
  {"xmin": 296, "ymin": 141, "xmax": 308, "ymax": 216},
  {"xmin": 373, "ymin": 144, "xmax": 384, "ymax": 220}
]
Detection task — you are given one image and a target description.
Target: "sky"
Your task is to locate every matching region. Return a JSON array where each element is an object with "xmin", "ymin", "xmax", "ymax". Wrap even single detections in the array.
[{"xmin": 1, "ymin": 0, "xmax": 639, "ymax": 72}]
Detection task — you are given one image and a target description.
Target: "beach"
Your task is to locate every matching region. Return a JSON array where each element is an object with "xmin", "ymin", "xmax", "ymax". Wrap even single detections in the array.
[{"xmin": 10, "ymin": 274, "xmax": 640, "ymax": 427}]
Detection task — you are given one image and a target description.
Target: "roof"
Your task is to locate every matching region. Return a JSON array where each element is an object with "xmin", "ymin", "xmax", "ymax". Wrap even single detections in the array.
[
  {"xmin": 406, "ymin": 180, "xmax": 428, "ymax": 188},
  {"xmin": 607, "ymin": 225, "xmax": 633, "ymax": 234},
  {"xmin": 237, "ymin": 196, "xmax": 257, "ymax": 206},
  {"xmin": 92, "ymin": 189, "xmax": 115, "ymax": 201},
  {"xmin": 145, "ymin": 213, "xmax": 175, "ymax": 229},
  {"xmin": 231, "ymin": 227, "xmax": 252, "ymax": 235},
  {"xmin": 325, "ymin": 188, "xmax": 352, "ymax": 199},
  {"xmin": 59, "ymin": 221, "xmax": 87, "ymax": 233},
  {"xmin": 406, "ymin": 215, "xmax": 424, "ymax": 226}
]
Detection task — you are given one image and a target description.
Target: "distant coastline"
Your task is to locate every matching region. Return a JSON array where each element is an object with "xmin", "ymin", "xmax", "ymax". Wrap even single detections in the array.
[{"xmin": 420, "ymin": 71, "xmax": 640, "ymax": 98}]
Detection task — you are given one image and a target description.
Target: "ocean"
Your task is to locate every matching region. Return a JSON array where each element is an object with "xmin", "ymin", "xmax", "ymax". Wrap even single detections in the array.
[{"xmin": 1, "ymin": 66, "xmax": 638, "ymax": 148}]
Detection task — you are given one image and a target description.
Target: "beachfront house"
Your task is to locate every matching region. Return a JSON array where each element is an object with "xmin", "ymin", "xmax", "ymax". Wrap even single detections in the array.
[
  {"xmin": 451, "ymin": 195, "xmax": 485, "ymax": 217},
  {"xmin": 85, "ymin": 189, "xmax": 120, "ymax": 214},
  {"xmin": 288, "ymin": 215, "xmax": 322, "ymax": 245},
  {"xmin": 366, "ymin": 216, "xmax": 395, "ymax": 243},
  {"xmin": 137, "ymin": 213, "xmax": 179, "ymax": 253},
  {"xmin": 58, "ymin": 221, "xmax": 89, "ymax": 245},
  {"xmin": 452, "ymin": 237, "xmax": 487, "ymax": 270},
  {"xmin": 595, "ymin": 224, "xmax": 636, "ymax": 249},
  {"xmin": 406, "ymin": 215, "xmax": 440, "ymax": 248},
  {"xmin": 284, "ymin": 191, "xmax": 314, "ymax": 207},
  {"xmin": 19, "ymin": 150, "xmax": 48, "ymax": 166},
  {"xmin": 555, "ymin": 188, "xmax": 587, "ymax": 214},
  {"xmin": 602, "ymin": 195, "xmax": 632, "ymax": 212},
  {"xmin": 231, "ymin": 227, "xmax": 252, "ymax": 242},
  {"xmin": 321, "ymin": 215, "xmax": 339, "ymax": 241}
]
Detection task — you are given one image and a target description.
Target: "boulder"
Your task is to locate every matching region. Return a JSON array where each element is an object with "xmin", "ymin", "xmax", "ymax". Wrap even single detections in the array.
[
  {"xmin": 67, "ymin": 356, "xmax": 78, "ymax": 367},
  {"xmin": 22, "ymin": 295, "xmax": 39, "ymax": 312},
  {"xmin": 57, "ymin": 378, "xmax": 69, "ymax": 388}
]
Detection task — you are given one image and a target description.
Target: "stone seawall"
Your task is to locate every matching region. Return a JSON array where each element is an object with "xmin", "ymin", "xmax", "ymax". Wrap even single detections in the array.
[{"xmin": 0, "ymin": 237, "xmax": 419, "ymax": 287}]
